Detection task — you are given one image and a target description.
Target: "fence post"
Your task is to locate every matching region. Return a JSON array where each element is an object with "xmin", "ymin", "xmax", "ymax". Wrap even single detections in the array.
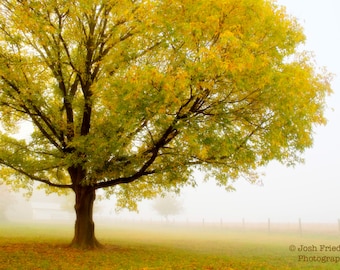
[
  {"xmin": 268, "ymin": 218, "xmax": 271, "ymax": 233},
  {"xmin": 299, "ymin": 218, "xmax": 302, "ymax": 236}
]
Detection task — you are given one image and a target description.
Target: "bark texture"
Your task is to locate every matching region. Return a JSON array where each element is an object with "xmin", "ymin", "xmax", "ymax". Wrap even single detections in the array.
[{"xmin": 70, "ymin": 186, "xmax": 102, "ymax": 249}]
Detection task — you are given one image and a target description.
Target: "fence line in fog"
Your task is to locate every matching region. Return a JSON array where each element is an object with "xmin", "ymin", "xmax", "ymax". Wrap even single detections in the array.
[{"xmin": 104, "ymin": 216, "xmax": 340, "ymax": 235}]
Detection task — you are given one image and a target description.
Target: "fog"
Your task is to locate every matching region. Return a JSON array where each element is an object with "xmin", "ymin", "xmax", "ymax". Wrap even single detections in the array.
[{"xmin": 1, "ymin": 0, "xmax": 340, "ymax": 226}]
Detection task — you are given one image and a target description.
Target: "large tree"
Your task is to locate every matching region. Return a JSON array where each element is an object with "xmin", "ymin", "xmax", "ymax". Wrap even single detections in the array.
[{"xmin": 0, "ymin": 0, "xmax": 331, "ymax": 248}]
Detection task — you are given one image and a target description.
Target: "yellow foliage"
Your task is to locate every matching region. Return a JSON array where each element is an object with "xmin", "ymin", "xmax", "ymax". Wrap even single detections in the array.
[{"xmin": 0, "ymin": 0, "xmax": 332, "ymax": 208}]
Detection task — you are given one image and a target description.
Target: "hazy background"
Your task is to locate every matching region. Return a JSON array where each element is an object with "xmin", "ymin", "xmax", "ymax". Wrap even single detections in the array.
[{"xmin": 2, "ymin": 0, "xmax": 340, "ymax": 225}]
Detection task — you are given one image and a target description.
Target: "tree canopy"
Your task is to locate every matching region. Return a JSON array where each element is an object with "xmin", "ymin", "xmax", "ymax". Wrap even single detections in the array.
[{"xmin": 0, "ymin": 0, "xmax": 331, "ymax": 213}]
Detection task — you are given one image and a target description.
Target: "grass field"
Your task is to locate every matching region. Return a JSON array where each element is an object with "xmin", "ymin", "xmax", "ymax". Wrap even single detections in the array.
[{"xmin": 1, "ymin": 221, "xmax": 340, "ymax": 269}]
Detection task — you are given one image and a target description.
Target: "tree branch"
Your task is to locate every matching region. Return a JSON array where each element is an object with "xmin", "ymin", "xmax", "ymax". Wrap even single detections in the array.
[
  {"xmin": 94, "ymin": 121, "xmax": 180, "ymax": 190},
  {"xmin": 0, "ymin": 159, "xmax": 72, "ymax": 189},
  {"xmin": 94, "ymin": 170, "xmax": 155, "ymax": 189},
  {"xmin": 1, "ymin": 75, "xmax": 64, "ymax": 151}
]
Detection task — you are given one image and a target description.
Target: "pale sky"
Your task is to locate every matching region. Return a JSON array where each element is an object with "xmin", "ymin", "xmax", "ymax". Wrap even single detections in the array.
[{"xmin": 135, "ymin": 0, "xmax": 340, "ymax": 223}]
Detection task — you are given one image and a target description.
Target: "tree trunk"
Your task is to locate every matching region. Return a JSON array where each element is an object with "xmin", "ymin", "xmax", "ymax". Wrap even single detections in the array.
[{"xmin": 70, "ymin": 186, "xmax": 102, "ymax": 249}]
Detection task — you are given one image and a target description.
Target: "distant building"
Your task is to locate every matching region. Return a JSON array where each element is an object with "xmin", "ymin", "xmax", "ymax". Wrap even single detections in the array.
[{"xmin": 31, "ymin": 202, "xmax": 73, "ymax": 221}]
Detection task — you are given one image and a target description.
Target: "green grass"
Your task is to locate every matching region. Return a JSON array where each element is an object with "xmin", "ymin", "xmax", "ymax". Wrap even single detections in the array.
[{"xmin": 1, "ymin": 222, "xmax": 340, "ymax": 269}]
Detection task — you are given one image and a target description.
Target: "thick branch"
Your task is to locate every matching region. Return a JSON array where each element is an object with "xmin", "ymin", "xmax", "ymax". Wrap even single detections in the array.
[
  {"xmin": 94, "ymin": 170, "xmax": 155, "ymax": 189},
  {"xmin": 31, "ymin": 177, "xmax": 73, "ymax": 189},
  {"xmin": 0, "ymin": 159, "xmax": 72, "ymax": 189}
]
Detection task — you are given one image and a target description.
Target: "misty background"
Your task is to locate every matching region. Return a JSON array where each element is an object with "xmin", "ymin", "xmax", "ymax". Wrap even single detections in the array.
[{"xmin": 1, "ymin": 0, "xmax": 340, "ymax": 226}]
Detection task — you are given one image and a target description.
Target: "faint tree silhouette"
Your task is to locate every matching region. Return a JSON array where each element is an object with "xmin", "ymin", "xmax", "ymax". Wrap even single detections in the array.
[{"xmin": 153, "ymin": 194, "xmax": 183, "ymax": 222}]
